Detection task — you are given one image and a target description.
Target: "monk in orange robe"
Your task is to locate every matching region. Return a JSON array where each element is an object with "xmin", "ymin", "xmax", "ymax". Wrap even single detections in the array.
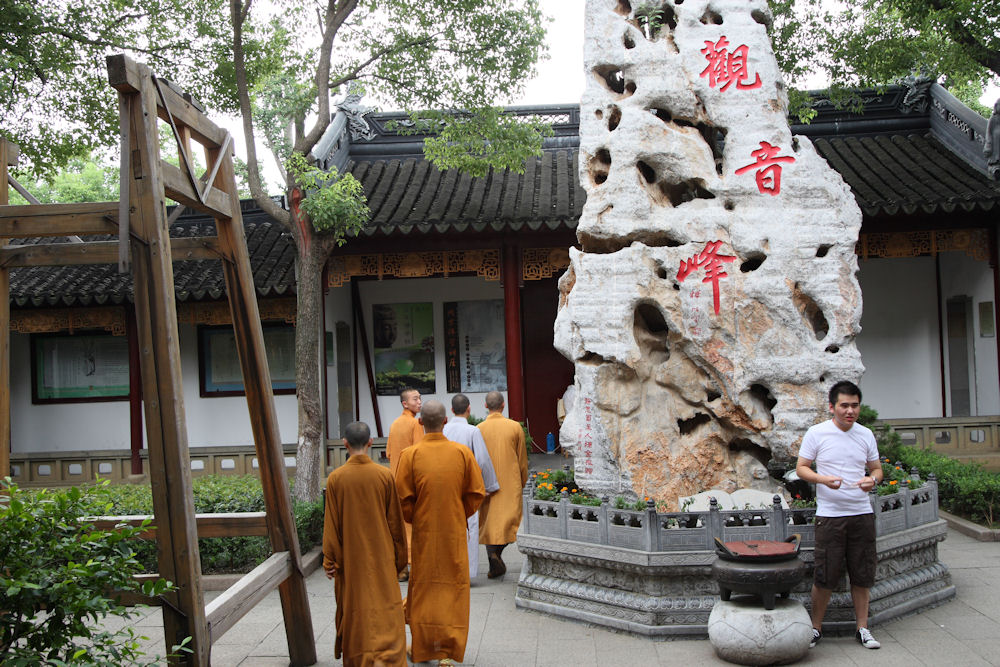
[
  {"xmin": 386, "ymin": 387, "xmax": 423, "ymax": 580},
  {"xmin": 323, "ymin": 421, "xmax": 408, "ymax": 667},
  {"xmin": 395, "ymin": 400, "xmax": 485, "ymax": 665},
  {"xmin": 477, "ymin": 390, "xmax": 528, "ymax": 578}
]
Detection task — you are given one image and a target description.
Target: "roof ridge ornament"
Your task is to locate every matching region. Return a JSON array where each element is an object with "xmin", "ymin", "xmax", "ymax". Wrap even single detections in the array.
[
  {"xmin": 985, "ymin": 98, "xmax": 1000, "ymax": 180},
  {"xmin": 336, "ymin": 83, "xmax": 377, "ymax": 142},
  {"xmin": 898, "ymin": 71, "xmax": 934, "ymax": 114}
]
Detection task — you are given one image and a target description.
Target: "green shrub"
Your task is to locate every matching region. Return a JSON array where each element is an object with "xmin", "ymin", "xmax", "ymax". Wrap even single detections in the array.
[
  {"xmin": 0, "ymin": 479, "xmax": 182, "ymax": 665},
  {"xmin": 868, "ymin": 409, "xmax": 1000, "ymax": 527},
  {"xmin": 85, "ymin": 475, "xmax": 324, "ymax": 574}
]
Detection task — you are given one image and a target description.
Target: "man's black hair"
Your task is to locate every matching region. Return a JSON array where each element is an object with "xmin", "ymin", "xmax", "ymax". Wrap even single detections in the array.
[
  {"xmin": 344, "ymin": 421, "xmax": 371, "ymax": 448},
  {"xmin": 452, "ymin": 393, "xmax": 470, "ymax": 415},
  {"xmin": 828, "ymin": 380, "xmax": 862, "ymax": 405}
]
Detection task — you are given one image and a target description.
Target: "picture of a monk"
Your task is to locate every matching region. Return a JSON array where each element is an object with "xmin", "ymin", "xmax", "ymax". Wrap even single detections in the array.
[
  {"xmin": 323, "ymin": 421, "xmax": 408, "ymax": 667},
  {"xmin": 395, "ymin": 400, "xmax": 486, "ymax": 665}
]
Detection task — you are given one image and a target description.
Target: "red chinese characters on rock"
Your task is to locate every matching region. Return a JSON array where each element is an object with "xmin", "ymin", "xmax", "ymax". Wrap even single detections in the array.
[
  {"xmin": 735, "ymin": 141, "xmax": 796, "ymax": 195},
  {"xmin": 677, "ymin": 241, "xmax": 735, "ymax": 316},
  {"xmin": 699, "ymin": 36, "xmax": 762, "ymax": 92}
]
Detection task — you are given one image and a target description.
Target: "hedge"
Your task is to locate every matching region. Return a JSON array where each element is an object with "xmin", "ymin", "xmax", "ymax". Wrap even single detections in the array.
[{"xmin": 85, "ymin": 475, "xmax": 324, "ymax": 574}]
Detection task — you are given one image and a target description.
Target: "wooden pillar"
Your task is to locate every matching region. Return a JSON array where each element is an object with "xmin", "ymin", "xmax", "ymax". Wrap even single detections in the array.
[
  {"xmin": 0, "ymin": 139, "xmax": 11, "ymax": 479},
  {"xmin": 208, "ymin": 147, "xmax": 317, "ymax": 666},
  {"xmin": 502, "ymin": 241, "xmax": 525, "ymax": 422},
  {"xmin": 109, "ymin": 56, "xmax": 209, "ymax": 665}
]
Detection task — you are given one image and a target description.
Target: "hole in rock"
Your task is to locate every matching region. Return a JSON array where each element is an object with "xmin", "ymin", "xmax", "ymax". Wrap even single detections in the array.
[
  {"xmin": 819, "ymin": 374, "xmax": 827, "ymax": 383},
  {"xmin": 634, "ymin": 3, "xmax": 677, "ymax": 41},
  {"xmin": 740, "ymin": 252, "xmax": 766, "ymax": 272},
  {"xmin": 623, "ymin": 31, "xmax": 636, "ymax": 49},
  {"xmin": 625, "ymin": 81, "xmax": 637, "ymax": 96},
  {"xmin": 678, "ymin": 412, "xmax": 711, "ymax": 435},
  {"xmin": 579, "ymin": 351, "xmax": 609, "ymax": 365},
  {"xmin": 825, "ymin": 345, "xmax": 840, "ymax": 353},
  {"xmin": 594, "ymin": 65, "xmax": 626, "ymax": 95},
  {"xmin": 578, "ymin": 232, "xmax": 630, "ymax": 255},
  {"xmin": 595, "ymin": 109, "xmax": 604, "ymax": 120},
  {"xmin": 729, "ymin": 438, "xmax": 772, "ymax": 467},
  {"xmin": 634, "ymin": 301, "xmax": 671, "ymax": 365},
  {"xmin": 706, "ymin": 389, "xmax": 722, "ymax": 402},
  {"xmin": 724, "ymin": 200, "xmax": 735, "ymax": 211},
  {"xmin": 792, "ymin": 282, "xmax": 829, "ymax": 340},
  {"xmin": 791, "ymin": 137, "xmax": 800, "ymax": 152},
  {"xmin": 655, "ymin": 264, "xmax": 668, "ymax": 279},
  {"xmin": 701, "ymin": 9, "xmax": 723, "ymax": 24},
  {"xmin": 751, "ymin": 9, "xmax": 770, "ymax": 26},
  {"xmin": 748, "ymin": 383, "xmax": 778, "ymax": 412},
  {"xmin": 636, "ymin": 160, "xmax": 715, "ymax": 206},
  {"xmin": 589, "ymin": 148, "xmax": 611, "ymax": 185},
  {"xmin": 649, "ymin": 109, "xmax": 727, "ymax": 175},
  {"xmin": 816, "ymin": 244, "xmax": 831, "ymax": 258},
  {"xmin": 608, "ymin": 105, "xmax": 622, "ymax": 131},
  {"xmin": 614, "ymin": 0, "xmax": 631, "ymax": 15},
  {"xmin": 672, "ymin": 283, "xmax": 680, "ymax": 290},
  {"xmin": 638, "ymin": 230, "xmax": 685, "ymax": 248}
]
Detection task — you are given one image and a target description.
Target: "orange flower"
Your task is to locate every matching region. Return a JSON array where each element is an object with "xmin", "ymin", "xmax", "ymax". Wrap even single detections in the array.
[
  {"xmin": 561, "ymin": 487, "xmax": 568, "ymax": 492},
  {"xmin": 572, "ymin": 489, "xmax": 578, "ymax": 493},
  {"xmin": 645, "ymin": 497, "xmax": 650, "ymax": 501},
  {"xmin": 889, "ymin": 480, "xmax": 898, "ymax": 485}
]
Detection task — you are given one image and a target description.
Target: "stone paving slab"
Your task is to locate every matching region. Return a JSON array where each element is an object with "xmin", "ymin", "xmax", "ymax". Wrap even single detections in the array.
[{"xmin": 104, "ymin": 525, "xmax": 1000, "ymax": 666}]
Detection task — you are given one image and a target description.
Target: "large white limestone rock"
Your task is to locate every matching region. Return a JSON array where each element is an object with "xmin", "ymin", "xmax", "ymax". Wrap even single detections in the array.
[{"xmin": 556, "ymin": 0, "xmax": 865, "ymax": 506}]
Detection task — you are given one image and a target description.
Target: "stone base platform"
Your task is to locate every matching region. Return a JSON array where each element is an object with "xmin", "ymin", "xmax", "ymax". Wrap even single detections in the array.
[{"xmin": 515, "ymin": 519, "xmax": 955, "ymax": 637}]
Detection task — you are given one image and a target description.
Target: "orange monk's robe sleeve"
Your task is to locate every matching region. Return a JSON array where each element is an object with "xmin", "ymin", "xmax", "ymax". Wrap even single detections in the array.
[
  {"xmin": 385, "ymin": 470, "xmax": 409, "ymax": 574},
  {"xmin": 396, "ymin": 449, "xmax": 416, "ymax": 525},
  {"xmin": 462, "ymin": 451, "xmax": 487, "ymax": 519},
  {"xmin": 322, "ymin": 479, "xmax": 342, "ymax": 575},
  {"xmin": 411, "ymin": 417, "xmax": 424, "ymax": 445},
  {"xmin": 516, "ymin": 426, "xmax": 528, "ymax": 488}
]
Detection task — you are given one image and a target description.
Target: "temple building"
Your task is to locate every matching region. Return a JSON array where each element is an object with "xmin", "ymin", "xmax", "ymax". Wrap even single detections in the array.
[{"xmin": 7, "ymin": 79, "xmax": 1000, "ymax": 481}]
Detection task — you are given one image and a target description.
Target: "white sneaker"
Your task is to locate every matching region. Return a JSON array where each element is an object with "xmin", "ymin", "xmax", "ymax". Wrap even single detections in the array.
[{"xmin": 856, "ymin": 627, "xmax": 881, "ymax": 649}]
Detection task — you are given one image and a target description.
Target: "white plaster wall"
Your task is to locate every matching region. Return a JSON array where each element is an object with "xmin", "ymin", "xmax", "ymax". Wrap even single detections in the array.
[
  {"xmin": 938, "ymin": 251, "xmax": 1000, "ymax": 416},
  {"xmin": 857, "ymin": 256, "xmax": 942, "ymax": 419},
  {"xmin": 10, "ymin": 323, "xmax": 299, "ymax": 454},
  {"xmin": 325, "ymin": 276, "xmax": 509, "ymax": 437},
  {"xmin": 10, "ymin": 331, "xmax": 132, "ymax": 453}
]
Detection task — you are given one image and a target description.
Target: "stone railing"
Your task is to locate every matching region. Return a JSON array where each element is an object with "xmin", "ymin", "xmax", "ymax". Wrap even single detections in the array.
[
  {"xmin": 881, "ymin": 416, "xmax": 1000, "ymax": 470},
  {"xmin": 8, "ymin": 439, "xmax": 390, "ymax": 487},
  {"xmin": 521, "ymin": 478, "xmax": 938, "ymax": 550}
]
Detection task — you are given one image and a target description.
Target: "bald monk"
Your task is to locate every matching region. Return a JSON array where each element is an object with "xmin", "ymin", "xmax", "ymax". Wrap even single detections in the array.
[
  {"xmin": 477, "ymin": 390, "xmax": 528, "ymax": 579},
  {"xmin": 387, "ymin": 387, "xmax": 423, "ymax": 581},
  {"xmin": 395, "ymin": 400, "xmax": 485, "ymax": 665},
  {"xmin": 323, "ymin": 421, "xmax": 408, "ymax": 667}
]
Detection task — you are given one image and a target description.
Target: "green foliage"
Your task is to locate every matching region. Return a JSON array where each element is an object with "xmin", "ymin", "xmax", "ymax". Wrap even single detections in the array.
[
  {"xmin": 0, "ymin": 478, "xmax": 179, "ymax": 665},
  {"xmin": 1, "ymin": 0, "xmax": 231, "ymax": 175},
  {"xmin": 413, "ymin": 108, "xmax": 553, "ymax": 178},
  {"xmin": 571, "ymin": 493, "xmax": 602, "ymax": 507},
  {"xmin": 877, "ymin": 441, "xmax": 1000, "ymax": 526},
  {"xmin": 88, "ymin": 475, "xmax": 325, "ymax": 573},
  {"xmin": 287, "ymin": 153, "xmax": 369, "ymax": 240},
  {"xmin": 7, "ymin": 153, "xmax": 118, "ymax": 205},
  {"xmin": 858, "ymin": 403, "xmax": 880, "ymax": 428},
  {"xmin": 613, "ymin": 495, "xmax": 629, "ymax": 510},
  {"xmin": 768, "ymin": 0, "xmax": 999, "ymax": 117}
]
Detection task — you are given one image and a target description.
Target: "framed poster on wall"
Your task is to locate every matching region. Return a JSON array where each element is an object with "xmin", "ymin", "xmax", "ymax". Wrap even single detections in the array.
[
  {"xmin": 198, "ymin": 324, "xmax": 296, "ymax": 396},
  {"xmin": 373, "ymin": 302, "xmax": 435, "ymax": 395},
  {"xmin": 443, "ymin": 299, "xmax": 506, "ymax": 393},
  {"xmin": 31, "ymin": 331, "xmax": 130, "ymax": 403}
]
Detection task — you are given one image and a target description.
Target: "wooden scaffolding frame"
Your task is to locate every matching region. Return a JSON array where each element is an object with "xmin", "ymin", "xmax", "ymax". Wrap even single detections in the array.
[{"xmin": 0, "ymin": 55, "xmax": 316, "ymax": 666}]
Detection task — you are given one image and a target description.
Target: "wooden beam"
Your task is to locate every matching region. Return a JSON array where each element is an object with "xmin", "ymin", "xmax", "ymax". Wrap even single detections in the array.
[
  {"xmin": 0, "ymin": 139, "xmax": 9, "ymax": 480},
  {"xmin": 0, "ymin": 237, "xmax": 223, "ymax": 268},
  {"xmin": 89, "ymin": 512, "xmax": 269, "ymax": 539},
  {"xmin": 0, "ymin": 202, "xmax": 119, "ymax": 237},
  {"xmin": 160, "ymin": 161, "xmax": 232, "ymax": 219},
  {"xmin": 210, "ymin": 143, "xmax": 317, "ymax": 664},
  {"xmin": 119, "ymin": 56, "xmax": 210, "ymax": 665},
  {"xmin": 107, "ymin": 55, "xmax": 228, "ymax": 150},
  {"xmin": 205, "ymin": 551, "xmax": 291, "ymax": 641}
]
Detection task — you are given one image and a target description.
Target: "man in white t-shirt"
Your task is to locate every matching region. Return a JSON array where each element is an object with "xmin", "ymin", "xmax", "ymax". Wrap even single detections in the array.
[{"xmin": 796, "ymin": 380, "xmax": 884, "ymax": 651}]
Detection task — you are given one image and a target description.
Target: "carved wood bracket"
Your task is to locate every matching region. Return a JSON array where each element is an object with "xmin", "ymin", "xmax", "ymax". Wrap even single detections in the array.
[
  {"xmin": 522, "ymin": 247, "xmax": 571, "ymax": 281},
  {"xmin": 858, "ymin": 229, "xmax": 989, "ymax": 261},
  {"xmin": 11, "ymin": 306, "xmax": 127, "ymax": 335},
  {"xmin": 326, "ymin": 249, "xmax": 501, "ymax": 287}
]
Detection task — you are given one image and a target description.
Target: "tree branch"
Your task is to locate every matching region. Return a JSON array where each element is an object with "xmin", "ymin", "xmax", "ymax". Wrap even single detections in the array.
[
  {"xmin": 229, "ymin": 0, "xmax": 289, "ymax": 225},
  {"xmin": 925, "ymin": 0, "xmax": 1000, "ymax": 75}
]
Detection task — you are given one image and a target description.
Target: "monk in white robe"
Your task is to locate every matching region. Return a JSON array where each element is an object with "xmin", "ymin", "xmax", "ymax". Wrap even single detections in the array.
[
  {"xmin": 395, "ymin": 400, "xmax": 485, "ymax": 664},
  {"xmin": 477, "ymin": 390, "xmax": 528, "ymax": 578},
  {"xmin": 323, "ymin": 421, "xmax": 408, "ymax": 667},
  {"xmin": 442, "ymin": 393, "xmax": 500, "ymax": 578}
]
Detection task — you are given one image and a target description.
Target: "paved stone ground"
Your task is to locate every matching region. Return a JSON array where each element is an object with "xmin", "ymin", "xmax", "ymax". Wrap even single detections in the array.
[{"xmin": 114, "ymin": 454, "xmax": 1000, "ymax": 666}]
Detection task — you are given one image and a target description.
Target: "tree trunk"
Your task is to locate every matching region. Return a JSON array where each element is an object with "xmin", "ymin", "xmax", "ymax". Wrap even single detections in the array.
[{"xmin": 290, "ymin": 197, "xmax": 337, "ymax": 501}]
